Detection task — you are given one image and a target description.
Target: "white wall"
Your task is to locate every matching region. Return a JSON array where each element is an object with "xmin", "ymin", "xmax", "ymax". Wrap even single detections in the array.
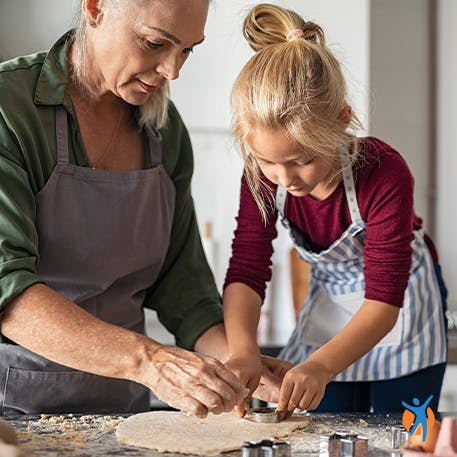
[
  {"xmin": 369, "ymin": 0, "xmax": 432, "ymax": 229},
  {"xmin": 172, "ymin": 0, "xmax": 370, "ymax": 130},
  {"xmin": 0, "ymin": 0, "xmax": 74, "ymax": 59},
  {"xmin": 437, "ymin": 0, "xmax": 457, "ymax": 314}
]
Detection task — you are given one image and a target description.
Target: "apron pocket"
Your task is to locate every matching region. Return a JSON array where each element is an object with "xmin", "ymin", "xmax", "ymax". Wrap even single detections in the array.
[
  {"xmin": 334, "ymin": 291, "xmax": 404, "ymax": 347},
  {"xmin": 2, "ymin": 367, "xmax": 149, "ymax": 415},
  {"xmin": 301, "ymin": 289, "xmax": 403, "ymax": 347},
  {"xmin": 300, "ymin": 288, "xmax": 360, "ymax": 346}
]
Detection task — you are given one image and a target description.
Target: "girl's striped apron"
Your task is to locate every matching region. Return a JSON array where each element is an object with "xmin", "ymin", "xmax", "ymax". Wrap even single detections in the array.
[{"xmin": 277, "ymin": 147, "xmax": 446, "ymax": 381}]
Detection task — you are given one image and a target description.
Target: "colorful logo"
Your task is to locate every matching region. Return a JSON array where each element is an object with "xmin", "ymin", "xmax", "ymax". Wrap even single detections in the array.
[{"xmin": 402, "ymin": 395, "xmax": 435, "ymax": 442}]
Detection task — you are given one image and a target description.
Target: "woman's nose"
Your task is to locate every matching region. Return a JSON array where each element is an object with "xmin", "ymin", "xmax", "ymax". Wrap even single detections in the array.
[{"xmin": 157, "ymin": 53, "xmax": 181, "ymax": 80}]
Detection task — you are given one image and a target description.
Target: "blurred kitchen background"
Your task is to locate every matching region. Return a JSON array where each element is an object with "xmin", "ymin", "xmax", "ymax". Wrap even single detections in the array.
[{"xmin": 1, "ymin": 0, "xmax": 456, "ymax": 410}]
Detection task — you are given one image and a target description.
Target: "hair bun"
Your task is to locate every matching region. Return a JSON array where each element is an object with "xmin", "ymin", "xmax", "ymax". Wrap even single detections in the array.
[
  {"xmin": 243, "ymin": 3, "xmax": 325, "ymax": 52},
  {"xmin": 301, "ymin": 22, "xmax": 325, "ymax": 45}
]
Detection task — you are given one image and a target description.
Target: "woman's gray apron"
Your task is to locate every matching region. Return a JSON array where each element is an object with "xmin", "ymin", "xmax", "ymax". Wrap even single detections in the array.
[
  {"xmin": 278, "ymin": 147, "xmax": 446, "ymax": 381},
  {"xmin": 0, "ymin": 106, "xmax": 175, "ymax": 414}
]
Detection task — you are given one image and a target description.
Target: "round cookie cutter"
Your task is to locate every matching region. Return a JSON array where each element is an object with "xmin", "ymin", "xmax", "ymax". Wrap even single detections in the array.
[{"xmin": 250, "ymin": 407, "xmax": 280, "ymax": 423}]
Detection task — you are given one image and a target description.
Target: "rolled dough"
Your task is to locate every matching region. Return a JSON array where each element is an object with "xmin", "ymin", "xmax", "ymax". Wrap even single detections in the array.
[{"xmin": 116, "ymin": 411, "xmax": 310, "ymax": 455}]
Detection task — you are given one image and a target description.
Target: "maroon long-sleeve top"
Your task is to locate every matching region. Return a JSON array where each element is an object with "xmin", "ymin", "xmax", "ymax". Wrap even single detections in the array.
[{"xmin": 223, "ymin": 137, "xmax": 437, "ymax": 308}]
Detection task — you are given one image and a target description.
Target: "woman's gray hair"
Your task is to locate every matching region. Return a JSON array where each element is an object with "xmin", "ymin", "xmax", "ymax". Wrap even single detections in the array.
[{"xmin": 71, "ymin": 0, "xmax": 169, "ymax": 129}]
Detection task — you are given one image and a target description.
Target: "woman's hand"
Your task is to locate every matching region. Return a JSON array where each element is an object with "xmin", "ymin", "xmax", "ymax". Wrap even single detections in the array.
[
  {"xmin": 225, "ymin": 353, "xmax": 262, "ymax": 416},
  {"xmin": 145, "ymin": 346, "xmax": 246, "ymax": 418},
  {"xmin": 277, "ymin": 360, "xmax": 332, "ymax": 416},
  {"xmin": 252, "ymin": 355, "xmax": 293, "ymax": 403}
]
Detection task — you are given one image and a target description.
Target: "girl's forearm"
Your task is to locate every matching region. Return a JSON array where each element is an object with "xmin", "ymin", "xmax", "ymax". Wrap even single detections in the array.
[{"xmin": 223, "ymin": 282, "xmax": 262, "ymax": 356}]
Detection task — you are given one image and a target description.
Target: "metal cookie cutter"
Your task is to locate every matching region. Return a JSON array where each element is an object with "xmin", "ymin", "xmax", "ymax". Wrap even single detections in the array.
[
  {"xmin": 391, "ymin": 425, "xmax": 409, "ymax": 450},
  {"xmin": 242, "ymin": 439, "xmax": 291, "ymax": 457},
  {"xmin": 250, "ymin": 407, "xmax": 280, "ymax": 423},
  {"xmin": 320, "ymin": 433, "xmax": 368, "ymax": 457}
]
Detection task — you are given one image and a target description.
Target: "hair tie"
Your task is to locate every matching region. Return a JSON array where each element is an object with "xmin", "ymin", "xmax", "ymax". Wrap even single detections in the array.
[{"xmin": 286, "ymin": 29, "xmax": 304, "ymax": 42}]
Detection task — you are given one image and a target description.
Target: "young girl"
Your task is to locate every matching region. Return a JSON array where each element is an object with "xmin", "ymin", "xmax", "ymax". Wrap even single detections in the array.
[{"xmin": 223, "ymin": 3, "xmax": 447, "ymax": 414}]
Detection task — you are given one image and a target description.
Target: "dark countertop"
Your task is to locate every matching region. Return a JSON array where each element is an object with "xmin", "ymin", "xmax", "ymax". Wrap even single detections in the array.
[{"xmin": 6, "ymin": 412, "xmax": 411, "ymax": 457}]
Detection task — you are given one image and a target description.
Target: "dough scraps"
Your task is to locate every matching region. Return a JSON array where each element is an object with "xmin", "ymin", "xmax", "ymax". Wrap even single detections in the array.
[{"xmin": 116, "ymin": 411, "xmax": 310, "ymax": 455}]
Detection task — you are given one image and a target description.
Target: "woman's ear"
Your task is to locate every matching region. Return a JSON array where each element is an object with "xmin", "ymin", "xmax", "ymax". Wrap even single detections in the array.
[
  {"xmin": 338, "ymin": 105, "xmax": 352, "ymax": 127},
  {"xmin": 82, "ymin": 0, "xmax": 104, "ymax": 27}
]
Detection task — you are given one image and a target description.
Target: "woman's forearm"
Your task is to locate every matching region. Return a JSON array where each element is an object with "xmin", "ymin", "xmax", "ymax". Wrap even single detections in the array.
[
  {"xmin": 223, "ymin": 282, "xmax": 262, "ymax": 356},
  {"xmin": 0, "ymin": 283, "xmax": 159, "ymax": 383},
  {"xmin": 307, "ymin": 299, "xmax": 400, "ymax": 378}
]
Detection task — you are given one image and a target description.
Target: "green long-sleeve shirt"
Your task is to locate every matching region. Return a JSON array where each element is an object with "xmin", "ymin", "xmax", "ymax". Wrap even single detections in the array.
[{"xmin": 0, "ymin": 32, "xmax": 222, "ymax": 350}]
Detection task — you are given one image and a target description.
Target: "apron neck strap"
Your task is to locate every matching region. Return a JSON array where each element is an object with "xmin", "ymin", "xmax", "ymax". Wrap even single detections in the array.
[
  {"xmin": 146, "ymin": 127, "xmax": 162, "ymax": 167},
  {"xmin": 275, "ymin": 184, "xmax": 287, "ymax": 216},
  {"xmin": 339, "ymin": 145, "xmax": 362, "ymax": 223},
  {"xmin": 55, "ymin": 106, "xmax": 70, "ymax": 164}
]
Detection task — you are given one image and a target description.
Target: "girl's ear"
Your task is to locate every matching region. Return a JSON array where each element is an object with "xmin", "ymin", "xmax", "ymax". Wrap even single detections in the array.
[{"xmin": 338, "ymin": 105, "xmax": 352, "ymax": 127}]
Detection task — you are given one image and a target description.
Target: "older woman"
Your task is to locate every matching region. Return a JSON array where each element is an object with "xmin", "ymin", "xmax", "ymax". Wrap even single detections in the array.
[{"xmin": 0, "ymin": 0, "xmax": 245, "ymax": 416}]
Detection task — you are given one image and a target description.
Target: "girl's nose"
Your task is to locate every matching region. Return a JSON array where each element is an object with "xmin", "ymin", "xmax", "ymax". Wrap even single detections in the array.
[{"xmin": 276, "ymin": 166, "xmax": 295, "ymax": 188}]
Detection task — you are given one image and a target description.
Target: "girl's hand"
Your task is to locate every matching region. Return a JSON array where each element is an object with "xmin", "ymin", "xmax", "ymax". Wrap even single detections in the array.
[
  {"xmin": 277, "ymin": 360, "xmax": 333, "ymax": 416},
  {"xmin": 225, "ymin": 354, "xmax": 262, "ymax": 416},
  {"xmin": 252, "ymin": 356, "xmax": 293, "ymax": 403}
]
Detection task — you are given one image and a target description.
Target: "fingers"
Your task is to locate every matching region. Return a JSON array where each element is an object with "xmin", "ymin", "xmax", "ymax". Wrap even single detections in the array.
[
  {"xmin": 149, "ymin": 348, "xmax": 247, "ymax": 417},
  {"xmin": 305, "ymin": 392, "xmax": 322, "ymax": 411},
  {"xmin": 193, "ymin": 385, "xmax": 226, "ymax": 414},
  {"xmin": 259, "ymin": 367, "xmax": 282, "ymax": 388},
  {"xmin": 160, "ymin": 381, "xmax": 232, "ymax": 418},
  {"xmin": 174, "ymin": 395, "xmax": 209, "ymax": 418},
  {"xmin": 277, "ymin": 377, "xmax": 294, "ymax": 413},
  {"xmin": 158, "ymin": 386, "xmax": 210, "ymax": 419},
  {"xmin": 277, "ymin": 374, "xmax": 326, "ymax": 416},
  {"xmin": 234, "ymin": 383, "xmax": 254, "ymax": 416},
  {"xmin": 192, "ymin": 376, "xmax": 240, "ymax": 414},
  {"xmin": 246, "ymin": 374, "xmax": 261, "ymax": 398},
  {"xmin": 234, "ymin": 404, "xmax": 246, "ymax": 418},
  {"xmin": 213, "ymin": 360, "xmax": 247, "ymax": 398},
  {"xmin": 260, "ymin": 355, "xmax": 293, "ymax": 379},
  {"xmin": 224, "ymin": 355, "xmax": 262, "ymax": 415},
  {"xmin": 253, "ymin": 383, "xmax": 275, "ymax": 403},
  {"xmin": 180, "ymin": 357, "xmax": 246, "ymax": 413}
]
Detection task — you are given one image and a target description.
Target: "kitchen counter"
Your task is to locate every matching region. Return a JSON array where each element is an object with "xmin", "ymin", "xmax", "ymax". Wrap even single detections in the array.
[{"xmin": 7, "ymin": 412, "xmax": 412, "ymax": 457}]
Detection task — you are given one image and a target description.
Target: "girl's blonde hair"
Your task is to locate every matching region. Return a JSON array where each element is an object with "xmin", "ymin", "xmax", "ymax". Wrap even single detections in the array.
[
  {"xmin": 232, "ymin": 3, "xmax": 363, "ymax": 222},
  {"xmin": 71, "ymin": 0, "xmax": 173, "ymax": 129}
]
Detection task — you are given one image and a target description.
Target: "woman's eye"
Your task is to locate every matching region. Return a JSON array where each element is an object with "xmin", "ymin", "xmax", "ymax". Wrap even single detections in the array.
[
  {"xmin": 183, "ymin": 47, "xmax": 194, "ymax": 54},
  {"xmin": 146, "ymin": 40, "xmax": 162, "ymax": 50}
]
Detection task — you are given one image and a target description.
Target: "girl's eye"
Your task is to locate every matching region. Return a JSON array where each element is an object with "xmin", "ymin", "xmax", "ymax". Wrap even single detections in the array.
[
  {"xmin": 183, "ymin": 47, "xmax": 194, "ymax": 54},
  {"xmin": 295, "ymin": 158, "xmax": 314, "ymax": 166}
]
